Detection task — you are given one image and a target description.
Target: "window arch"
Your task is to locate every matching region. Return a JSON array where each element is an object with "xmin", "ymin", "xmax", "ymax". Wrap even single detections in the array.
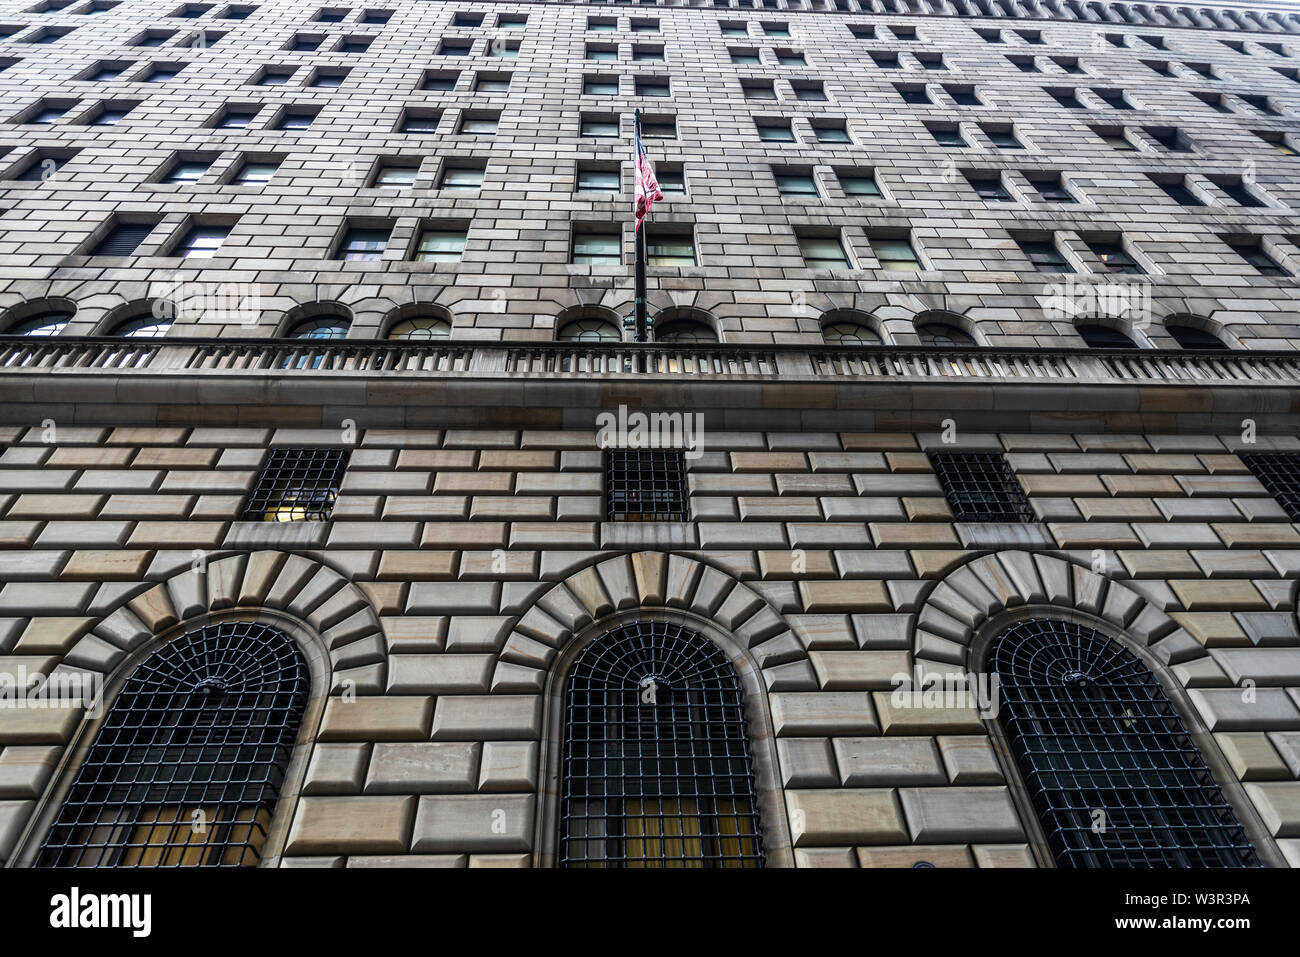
[
  {"xmin": 915, "ymin": 322, "xmax": 973, "ymax": 346},
  {"xmin": 37, "ymin": 621, "xmax": 309, "ymax": 868},
  {"xmin": 654, "ymin": 318, "xmax": 717, "ymax": 343},
  {"xmin": 1077, "ymin": 323, "xmax": 1137, "ymax": 348},
  {"xmin": 990, "ymin": 618, "xmax": 1259, "ymax": 868},
  {"xmin": 286, "ymin": 316, "xmax": 349, "ymax": 340},
  {"xmin": 9, "ymin": 313, "xmax": 71, "ymax": 336},
  {"xmin": 560, "ymin": 620, "xmax": 764, "ymax": 868},
  {"xmin": 557, "ymin": 317, "xmax": 621, "ymax": 341},
  {"xmin": 111, "ymin": 313, "xmax": 173, "ymax": 337},
  {"xmin": 1166, "ymin": 322, "xmax": 1228, "ymax": 351},
  {"xmin": 821, "ymin": 310, "xmax": 882, "ymax": 345},
  {"xmin": 387, "ymin": 315, "xmax": 451, "ymax": 340}
]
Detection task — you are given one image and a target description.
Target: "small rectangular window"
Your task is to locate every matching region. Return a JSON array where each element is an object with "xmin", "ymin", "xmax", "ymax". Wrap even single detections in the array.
[
  {"xmin": 929, "ymin": 451, "xmax": 1035, "ymax": 523},
  {"xmin": 870, "ymin": 235, "xmax": 922, "ymax": 272},
  {"xmin": 578, "ymin": 166, "xmax": 620, "ymax": 192},
  {"xmin": 573, "ymin": 229, "xmax": 621, "ymax": 265},
  {"xmin": 164, "ymin": 158, "xmax": 213, "ymax": 184},
  {"xmin": 839, "ymin": 171, "xmax": 880, "ymax": 197},
  {"xmin": 475, "ymin": 72, "xmax": 510, "ymax": 92},
  {"xmin": 440, "ymin": 165, "xmax": 483, "ymax": 190},
  {"xmin": 373, "ymin": 163, "xmax": 419, "ymax": 187},
  {"xmin": 1018, "ymin": 238, "xmax": 1072, "ymax": 273},
  {"xmin": 399, "ymin": 111, "xmax": 440, "ymax": 133},
  {"xmin": 797, "ymin": 233, "xmax": 848, "ymax": 269},
  {"xmin": 584, "ymin": 75, "xmax": 619, "ymax": 95},
  {"xmin": 338, "ymin": 226, "xmax": 390, "ymax": 261},
  {"xmin": 929, "ymin": 125, "xmax": 966, "ymax": 147},
  {"xmin": 413, "ymin": 227, "xmax": 467, "ymax": 262},
  {"xmin": 1086, "ymin": 240, "xmax": 1144, "ymax": 274},
  {"xmin": 757, "ymin": 119, "xmax": 795, "ymax": 142},
  {"xmin": 232, "ymin": 159, "xmax": 279, "ymax": 184},
  {"xmin": 1224, "ymin": 237, "xmax": 1287, "ymax": 276},
  {"xmin": 582, "ymin": 116, "xmax": 620, "ymax": 138},
  {"xmin": 1030, "ymin": 175, "xmax": 1074, "ymax": 204},
  {"xmin": 965, "ymin": 173, "xmax": 1011, "ymax": 202},
  {"xmin": 243, "ymin": 448, "xmax": 350, "ymax": 522},
  {"xmin": 1152, "ymin": 176, "xmax": 1202, "ymax": 206},
  {"xmin": 813, "ymin": 123, "xmax": 850, "ymax": 144},
  {"xmin": 94, "ymin": 222, "xmax": 156, "ymax": 256},
  {"xmin": 422, "ymin": 71, "xmax": 458, "ymax": 91},
  {"xmin": 775, "ymin": 171, "xmax": 818, "ymax": 196},
  {"xmin": 459, "ymin": 114, "xmax": 498, "ymax": 135},
  {"xmin": 606, "ymin": 450, "xmax": 686, "ymax": 522},
  {"xmin": 647, "ymin": 232, "xmax": 695, "ymax": 267},
  {"xmin": 174, "ymin": 223, "xmax": 232, "ymax": 259},
  {"xmin": 983, "ymin": 126, "xmax": 1022, "ymax": 149}
]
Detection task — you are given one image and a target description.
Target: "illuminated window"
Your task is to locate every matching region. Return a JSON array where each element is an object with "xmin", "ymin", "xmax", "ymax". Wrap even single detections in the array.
[{"xmin": 243, "ymin": 447, "xmax": 349, "ymax": 521}]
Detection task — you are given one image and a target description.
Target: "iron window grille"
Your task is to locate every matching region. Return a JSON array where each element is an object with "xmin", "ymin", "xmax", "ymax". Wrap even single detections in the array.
[
  {"xmin": 560, "ymin": 620, "xmax": 764, "ymax": 868},
  {"xmin": 929, "ymin": 450, "xmax": 1035, "ymax": 522},
  {"xmin": 242, "ymin": 447, "xmax": 350, "ymax": 521},
  {"xmin": 991, "ymin": 618, "xmax": 1259, "ymax": 868},
  {"xmin": 37, "ymin": 621, "xmax": 308, "ymax": 867},
  {"xmin": 1240, "ymin": 452, "xmax": 1300, "ymax": 521},
  {"xmin": 605, "ymin": 449, "xmax": 687, "ymax": 522}
]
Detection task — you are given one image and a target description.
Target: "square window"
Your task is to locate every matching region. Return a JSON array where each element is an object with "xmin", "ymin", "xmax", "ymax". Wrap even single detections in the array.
[
  {"xmin": 587, "ymin": 16, "xmax": 616, "ymax": 31},
  {"xmin": 572, "ymin": 230, "xmax": 621, "ymax": 265},
  {"xmin": 310, "ymin": 69, "xmax": 349, "ymax": 88},
  {"xmin": 946, "ymin": 85, "xmax": 980, "ymax": 106},
  {"xmin": 1031, "ymin": 176, "xmax": 1074, "ymax": 203},
  {"xmin": 584, "ymin": 76, "xmax": 619, "ymax": 95},
  {"xmin": 582, "ymin": 116, "xmax": 620, "ymax": 138},
  {"xmin": 896, "ymin": 84, "xmax": 930, "ymax": 104},
  {"xmin": 439, "ymin": 39, "xmax": 472, "ymax": 56},
  {"xmin": 658, "ymin": 167, "xmax": 684, "ymax": 194},
  {"xmin": 218, "ymin": 107, "xmax": 258, "ymax": 128},
  {"xmin": 440, "ymin": 165, "xmax": 483, "ymax": 189},
  {"xmin": 400, "ymin": 111, "xmax": 441, "ymax": 133},
  {"xmin": 373, "ymin": 163, "xmax": 418, "ymax": 186},
  {"xmin": 578, "ymin": 167, "xmax": 620, "ymax": 192},
  {"xmin": 257, "ymin": 68, "xmax": 295, "ymax": 85},
  {"xmin": 984, "ymin": 127, "xmax": 1022, "ymax": 149},
  {"xmin": 175, "ymin": 223, "xmax": 232, "ymax": 258},
  {"xmin": 1226, "ymin": 239, "xmax": 1285, "ymax": 276},
  {"xmin": 798, "ymin": 234, "xmax": 848, "ymax": 269},
  {"xmin": 1153, "ymin": 177, "xmax": 1201, "ymax": 206},
  {"xmin": 496, "ymin": 15, "xmax": 526, "ymax": 29},
  {"xmin": 414, "ymin": 227, "xmax": 467, "ymax": 261},
  {"xmin": 641, "ymin": 119, "xmax": 675, "ymax": 138},
  {"xmin": 730, "ymin": 48, "xmax": 761, "ymax": 64},
  {"xmin": 762, "ymin": 22, "xmax": 789, "ymax": 37},
  {"xmin": 276, "ymin": 109, "xmax": 317, "ymax": 130},
  {"xmin": 606, "ymin": 449, "xmax": 686, "ymax": 522},
  {"xmin": 792, "ymin": 82, "xmax": 826, "ymax": 101},
  {"xmin": 338, "ymin": 226, "xmax": 390, "ymax": 260},
  {"xmin": 631, "ymin": 18, "xmax": 658, "ymax": 33},
  {"xmin": 930, "ymin": 125, "xmax": 966, "ymax": 147},
  {"xmin": 1050, "ymin": 89, "xmax": 1083, "ymax": 109},
  {"xmin": 775, "ymin": 171, "xmax": 817, "ymax": 196},
  {"xmin": 633, "ymin": 45, "xmax": 663, "ymax": 61},
  {"xmin": 635, "ymin": 78, "xmax": 670, "ymax": 96},
  {"xmin": 243, "ymin": 448, "xmax": 350, "ymax": 522},
  {"xmin": 460, "ymin": 114, "xmax": 498, "ymax": 134},
  {"xmin": 361, "ymin": 9, "xmax": 390, "ymax": 24},
  {"xmin": 839, "ymin": 171, "xmax": 880, "ymax": 197},
  {"xmin": 776, "ymin": 49, "xmax": 804, "ymax": 65},
  {"xmin": 93, "ymin": 222, "xmax": 155, "ymax": 255},
  {"xmin": 232, "ymin": 159, "xmax": 279, "ymax": 184},
  {"xmin": 757, "ymin": 120, "xmax": 795, "ymax": 142},
  {"xmin": 488, "ymin": 40, "xmax": 518, "ymax": 58},
  {"xmin": 720, "ymin": 22, "xmax": 748, "ymax": 36},
  {"xmin": 164, "ymin": 158, "xmax": 212, "ymax": 183},
  {"xmin": 475, "ymin": 72, "xmax": 510, "ymax": 92},
  {"xmin": 1018, "ymin": 238, "xmax": 1071, "ymax": 273},
  {"xmin": 966, "ymin": 173, "xmax": 1011, "ymax": 202},
  {"xmin": 814, "ymin": 123, "xmax": 850, "ymax": 143},
  {"xmin": 338, "ymin": 36, "xmax": 373, "ymax": 53},
  {"xmin": 422, "ymin": 71, "xmax": 458, "ymax": 91},
  {"xmin": 1087, "ymin": 240, "xmax": 1144, "ymax": 274},
  {"xmin": 647, "ymin": 233, "xmax": 695, "ymax": 267},
  {"xmin": 453, "ymin": 12, "xmax": 482, "ymax": 26},
  {"xmin": 929, "ymin": 451, "xmax": 1035, "ymax": 522},
  {"xmin": 871, "ymin": 236, "xmax": 922, "ymax": 271},
  {"xmin": 742, "ymin": 80, "xmax": 776, "ymax": 100}
]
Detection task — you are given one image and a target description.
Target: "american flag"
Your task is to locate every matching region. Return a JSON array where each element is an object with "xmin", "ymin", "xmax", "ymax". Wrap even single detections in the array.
[{"xmin": 634, "ymin": 122, "xmax": 663, "ymax": 232}]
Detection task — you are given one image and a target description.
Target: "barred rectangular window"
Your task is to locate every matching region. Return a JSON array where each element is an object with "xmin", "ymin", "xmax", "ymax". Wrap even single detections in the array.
[
  {"xmin": 1240, "ymin": 453, "xmax": 1300, "ymax": 521},
  {"xmin": 929, "ymin": 451, "xmax": 1034, "ymax": 522},
  {"xmin": 243, "ymin": 448, "xmax": 350, "ymax": 521},
  {"xmin": 606, "ymin": 450, "xmax": 686, "ymax": 521}
]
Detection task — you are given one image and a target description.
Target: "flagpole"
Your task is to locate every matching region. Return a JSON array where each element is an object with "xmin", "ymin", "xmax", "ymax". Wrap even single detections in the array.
[{"xmin": 634, "ymin": 109, "xmax": 648, "ymax": 351}]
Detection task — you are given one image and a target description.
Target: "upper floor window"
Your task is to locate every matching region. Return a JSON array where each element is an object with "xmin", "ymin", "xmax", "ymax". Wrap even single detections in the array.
[
  {"xmin": 1241, "ymin": 453, "xmax": 1300, "ymax": 521},
  {"xmin": 9, "ymin": 313, "xmax": 70, "ymax": 335},
  {"xmin": 605, "ymin": 449, "xmax": 686, "ymax": 522},
  {"xmin": 37, "ymin": 622, "xmax": 309, "ymax": 866},
  {"xmin": 991, "ymin": 618, "xmax": 1258, "ymax": 868},
  {"xmin": 1166, "ymin": 324, "xmax": 1227, "ymax": 351}
]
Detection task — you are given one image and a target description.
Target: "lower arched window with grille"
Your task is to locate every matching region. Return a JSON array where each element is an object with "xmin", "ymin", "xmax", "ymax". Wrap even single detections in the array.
[
  {"xmin": 560, "ymin": 620, "xmax": 764, "ymax": 868},
  {"xmin": 990, "ymin": 618, "xmax": 1259, "ymax": 868},
  {"xmin": 38, "ymin": 621, "xmax": 309, "ymax": 867}
]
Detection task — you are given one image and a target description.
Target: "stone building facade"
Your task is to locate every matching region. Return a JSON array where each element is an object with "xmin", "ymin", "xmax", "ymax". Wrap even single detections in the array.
[{"xmin": 0, "ymin": 0, "xmax": 1299, "ymax": 868}]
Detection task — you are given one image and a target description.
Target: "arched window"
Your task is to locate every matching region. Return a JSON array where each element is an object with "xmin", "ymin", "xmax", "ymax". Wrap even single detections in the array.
[
  {"xmin": 1077, "ymin": 323, "xmax": 1137, "ymax": 348},
  {"xmin": 286, "ymin": 316, "xmax": 348, "ymax": 340},
  {"xmin": 112, "ymin": 314, "xmax": 172, "ymax": 337},
  {"xmin": 557, "ymin": 318, "xmax": 621, "ymax": 341},
  {"xmin": 560, "ymin": 620, "xmax": 763, "ymax": 868},
  {"xmin": 387, "ymin": 316, "xmax": 451, "ymax": 339},
  {"xmin": 1167, "ymin": 323, "xmax": 1228, "ymax": 351},
  {"xmin": 990, "ymin": 618, "xmax": 1259, "ymax": 868},
  {"xmin": 821, "ymin": 315, "xmax": 882, "ymax": 345},
  {"xmin": 9, "ymin": 313, "xmax": 71, "ymax": 336},
  {"xmin": 37, "ymin": 621, "xmax": 309, "ymax": 867},
  {"xmin": 282, "ymin": 315, "xmax": 349, "ymax": 369},
  {"xmin": 654, "ymin": 318, "xmax": 717, "ymax": 343},
  {"xmin": 915, "ymin": 322, "xmax": 973, "ymax": 346}
]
